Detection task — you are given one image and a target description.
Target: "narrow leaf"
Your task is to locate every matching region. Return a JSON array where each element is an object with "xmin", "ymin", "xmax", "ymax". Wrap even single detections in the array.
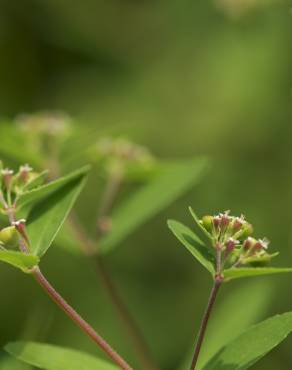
[
  {"xmin": 5, "ymin": 342, "xmax": 118, "ymax": 370},
  {"xmin": 99, "ymin": 158, "xmax": 208, "ymax": 253},
  {"xmin": 189, "ymin": 207, "xmax": 213, "ymax": 246},
  {"xmin": 25, "ymin": 166, "xmax": 89, "ymax": 257},
  {"xmin": 223, "ymin": 267, "xmax": 292, "ymax": 281},
  {"xmin": 0, "ymin": 350, "xmax": 31, "ymax": 370},
  {"xmin": 17, "ymin": 166, "xmax": 89, "ymax": 211},
  {"xmin": 22, "ymin": 170, "xmax": 49, "ymax": 192},
  {"xmin": 0, "ymin": 250, "xmax": 39, "ymax": 272},
  {"xmin": 202, "ymin": 311, "xmax": 292, "ymax": 370},
  {"xmin": 167, "ymin": 220, "xmax": 215, "ymax": 275}
]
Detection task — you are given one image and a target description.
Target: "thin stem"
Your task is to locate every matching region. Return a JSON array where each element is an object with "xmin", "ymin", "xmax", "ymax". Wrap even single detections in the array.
[
  {"xmin": 189, "ymin": 279, "xmax": 222, "ymax": 370},
  {"xmin": 189, "ymin": 247, "xmax": 223, "ymax": 370},
  {"xmin": 97, "ymin": 172, "xmax": 122, "ymax": 221},
  {"xmin": 32, "ymin": 266, "xmax": 133, "ymax": 370},
  {"xmin": 69, "ymin": 215, "xmax": 159, "ymax": 370}
]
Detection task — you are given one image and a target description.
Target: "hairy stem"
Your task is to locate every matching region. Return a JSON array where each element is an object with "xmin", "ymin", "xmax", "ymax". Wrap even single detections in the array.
[
  {"xmin": 69, "ymin": 215, "xmax": 159, "ymax": 370},
  {"xmin": 32, "ymin": 267, "xmax": 132, "ymax": 370}
]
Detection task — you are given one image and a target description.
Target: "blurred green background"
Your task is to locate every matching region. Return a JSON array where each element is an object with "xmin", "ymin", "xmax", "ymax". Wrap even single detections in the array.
[{"xmin": 0, "ymin": 0, "xmax": 292, "ymax": 369}]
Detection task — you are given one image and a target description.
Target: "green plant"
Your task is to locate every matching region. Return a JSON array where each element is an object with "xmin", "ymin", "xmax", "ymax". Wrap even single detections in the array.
[
  {"xmin": 168, "ymin": 209, "xmax": 292, "ymax": 370},
  {"xmin": 1, "ymin": 117, "xmax": 292, "ymax": 370}
]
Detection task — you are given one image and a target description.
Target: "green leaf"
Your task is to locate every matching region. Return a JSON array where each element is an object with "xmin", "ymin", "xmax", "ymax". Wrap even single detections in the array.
[
  {"xmin": 5, "ymin": 342, "xmax": 118, "ymax": 370},
  {"xmin": 17, "ymin": 167, "xmax": 89, "ymax": 211},
  {"xmin": 202, "ymin": 311, "xmax": 292, "ymax": 370},
  {"xmin": 189, "ymin": 207, "xmax": 213, "ymax": 246},
  {"xmin": 0, "ymin": 123, "xmax": 43, "ymax": 167},
  {"xmin": 99, "ymin": 158, "xmax": 208, "ymax": 253},
  {"xmin": 223, "ymin": 267, "xmax": 292, "ymax": 281},
  {"xmin": 167, "ymin": 220, "xmax": 215, "ymax": 275},
  {"xmin": 24, "ymin": 166, "xmax": 89, "ymax": 257},
  {"xmin": 0, "ymin": 250, "xmax": 39, "ymax": 272},
  {"xmin": 0, "ymin": 350, "xmax": 31, "ymax": 370},
  {"xmin": 22, "ymin": 170, "xmax": 49, "ymax": 192}
]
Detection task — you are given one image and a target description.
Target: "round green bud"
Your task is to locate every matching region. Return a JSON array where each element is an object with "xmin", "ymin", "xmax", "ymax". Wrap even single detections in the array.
[
  {"xmin": 240, "ymin": 223, "xmax": 253, "ymax": 239},
  {"xmin": 201, "ymin": 215, "xmax": 214, "ymax": 232},
  {"xmin": 0, "ymin": 226, "xmax": 19, "ymax": 248}
]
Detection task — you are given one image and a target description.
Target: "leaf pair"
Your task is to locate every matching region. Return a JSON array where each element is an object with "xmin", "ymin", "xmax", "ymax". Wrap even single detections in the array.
[
  {"xmin": 0, "ymin": 166, "xmax": 90, "ymax": 272},
  {"xmin": 168, "ymin": 208, "xmax": 292, "ymax": 281}
]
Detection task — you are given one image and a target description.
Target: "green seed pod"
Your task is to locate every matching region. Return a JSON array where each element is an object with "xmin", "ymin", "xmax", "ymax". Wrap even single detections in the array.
[
  {"xmin": 0, "ymin": 226, "xmax": 19, "ymax": 248},
  {"xmin": 201, "ymin": 215, "xmax": 214, "ymax": 232}
]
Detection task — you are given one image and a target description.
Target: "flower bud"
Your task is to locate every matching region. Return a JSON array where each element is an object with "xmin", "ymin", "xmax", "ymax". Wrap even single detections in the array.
[
  {"xmin": 254, "ymin": 238, "xmax": 269, "ymax": 251},
  {"xmin": 240, "ymin": 223, "xmax": 253, "ymax": 239},
  {"xmin": 243, "ymin": 237, "xmax": 256, "ymax": 251},
  {"xmin": 18, "ymin": 164, "xmax": 33, "ymax": 184},
  {"xmin": 220, "ymin": 211, "xmax": 231, "ymax": 228},
  {"xmin": 1, "ymin": 168, "xmax": 14, "ymax": 190},
  {"xmin": 201, "ymin": 215, "xmax": 213, "ymax": 232},
  {"xmin": 213, "ymin": 216, "xmax": 221, "ymax": 229},
  {"xmin": 225, "ymin": 237, "xmax": 239, "ymax": 252},
  {"xmin": 0, "ymin": 226, "xmax": 19, "ymax": 248},
  {"xmin": 232, "ymin": 216, "xmax": 245, "ymax": 231}
]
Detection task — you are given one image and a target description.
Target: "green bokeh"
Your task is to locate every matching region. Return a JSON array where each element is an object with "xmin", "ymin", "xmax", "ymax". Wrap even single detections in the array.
[{"xmin": 0, "ymin": 1, "xmax": 292, "ymax": 369}]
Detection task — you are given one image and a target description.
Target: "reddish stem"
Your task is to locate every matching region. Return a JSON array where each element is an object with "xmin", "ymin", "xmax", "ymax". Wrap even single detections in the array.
[{"xmin": 32, "ymin": 266, "xmax": 133, "ymax": 370}]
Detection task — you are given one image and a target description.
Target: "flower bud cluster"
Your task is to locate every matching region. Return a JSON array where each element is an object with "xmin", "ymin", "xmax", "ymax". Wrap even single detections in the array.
[
  {"xmin": 0, "ymin": 162, "xmax": 45, "ymax": 210},
  {"xmin": 16, "ymin": 112, "xmax": 71, "ymax": 138},
  {"xmin": 200, "ymin": 211, "xmax": 275, "ymax": 268},
  {"xmin": 95, "ymin": 137, "xmax": 155, "ymax": 180}
]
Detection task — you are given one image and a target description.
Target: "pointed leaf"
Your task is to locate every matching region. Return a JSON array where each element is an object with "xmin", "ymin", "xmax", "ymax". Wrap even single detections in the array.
[
  {"xmin": 24, "ymin": 166, "xmax": 90, "ymax": 257},
  {"xmin": 5, "ymin": 342, "xmax": 118, "ymax": 370},
  {"xmin": 17, "ymin": 167, "xmax": 89, "ymax": 211},
  {"xmin": 168, "ymin": 220, "xmax": 215, "ymax": 275},
  {"xmin": 0, "ymin": 250, "xmax": 39, "ymax": 272},
  {"xmin": 202, "ymin": 312, "xmax": 292, "ymax": 370},
  {"xmin": 223, "ymin": 267, "xmax": 292, "ymax": 281},
  {"xmin": 189, "ymin": 207, "xmax": 213, "ymax": 246},
  {"xmin": 22, "ymin": 170, "xmax": 49, "ymax": 192},
  {"xmin": 99, "ymin": 158, "xmax": 208, "ymax": 253}
]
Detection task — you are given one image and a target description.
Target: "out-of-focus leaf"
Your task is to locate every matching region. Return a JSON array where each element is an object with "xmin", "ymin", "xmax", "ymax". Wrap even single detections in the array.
[
  {"xmin": 24, "ymin": 167, "xmax": 89, "ymax": 257},
  {"xmin": 99, "ymin": 158, "xmax": 208, "ymax": 253},
  {"xmin": 223, "ymin": 267, "xmax": 292, "ymax": 281},
  {"xmin": 5, "ymin": 342, "xmax": 118, "ymax": 370},
  {"xmin": 202, "ymin": 311, "xmax": 292, "ymax": 370},
  {"xmin": 180, "ymin": 281, "xmax": 273, "ymax": 370},
  {"xmin": 22, "ymin": 170, "xmax": 49, "ymax": 192},
  {"xmin": 0, "ymin": 250, "xmax": 39, "ymax": 272},
  {"xmin": 168, "ymin": 220, "xmax": 215, "ymax": 275},
  {"xmin": 0, "ymin": 350, "xmax": 31, "ymax": 370},
  {"xmin": 0, "ymin": 123, "xmax": 43, "ymax": 167}
]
